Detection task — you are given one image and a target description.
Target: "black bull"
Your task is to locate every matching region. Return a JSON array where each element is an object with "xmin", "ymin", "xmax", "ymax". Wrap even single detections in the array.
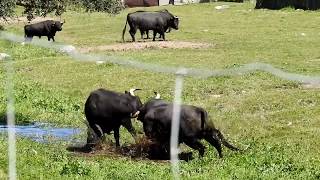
[
  {"xmin": 84, "ymin": 88, "xmax": 142, "ymax": 147},
  {"xmin": 24, "ymin": 20, "xmax": 64, "ymax": 42},
  {"xmin": 137, "ymin": 98, "xmax": 239, "ymax": 158},
  {"xmin": 122, "ymin": 10, "xmax": 179, "ymax": 42}
]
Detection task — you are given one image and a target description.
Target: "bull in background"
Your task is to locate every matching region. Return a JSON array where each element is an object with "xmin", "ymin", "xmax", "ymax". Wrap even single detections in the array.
[
  {"xmin": 122, "ymin": 9, "xmax": 179, "ymax": 42},
  {"xmin": 24, "ymin": 20, "xmax": 65, "ymax": 42},
  {"xmin": 138, "ymin": 92, "xmax": 239, "ymax": 158},
  {"xmin": 85, "ymin": 88, "xmax": 142, "ymax": 147}
]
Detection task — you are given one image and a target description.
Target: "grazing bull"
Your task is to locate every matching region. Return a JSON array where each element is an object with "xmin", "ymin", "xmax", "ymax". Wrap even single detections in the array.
[
  {"xmin": 24, "ymin": 20, "xmax": 65, "ymax": 42},
  {"xmin": 122, "ymin": 9, "xmax": 179, "ymax": 42},
  {"xmin": 138, "ymin": 92, "xmax": 239, "ymax": 158},
  {"xmin": 85, "ymin": 88, "xmax": 142, "ymax": 147}
]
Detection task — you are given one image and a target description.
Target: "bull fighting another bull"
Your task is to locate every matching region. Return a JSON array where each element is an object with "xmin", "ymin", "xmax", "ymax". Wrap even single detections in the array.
[
  {"xmin": 24, "ymin": 20, "xmax": 65, "ymax": 42},
  {"xmin": 138, "ymin": 92, "xmax": 240, "ymax": 158},
  {"xmin": 85, "ymin": 88, "xmax": 142, "ymax": 147},
  {"xmin": 122, "ymin": 9, "xmax": 179, "ymax": 42}
]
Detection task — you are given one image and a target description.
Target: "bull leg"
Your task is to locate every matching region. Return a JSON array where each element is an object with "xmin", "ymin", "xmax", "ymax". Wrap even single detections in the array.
[
  {"xmin": 146, "ymin": 30, "xmax": 150, "ymax": 39},
  {"xmin": 184, "ymin": 139, "xmax": 206, "ymax": 157},
  {"xmin": 214, "ymin": 129, "xmax": 239, "ymax": 151},
  {"xmin": 153, "ymin": 30, "xmax": 157, "ymax": 41},
  {"xmin": 122, "ymin": 119, "xmax": 137, "ymax": 142},
  {"xmin": 160, "ymin": 30, "xmax": 165, "ymax": 41},
  {"xmin": 90, "ymin": 123, "xmax": 104, "ymax": 138},
  {"xmin": 25, "ymin": 36, "xmax": 33, "ymax": 42},
  {"xmin": 140, "ymin": 30, "xmax": 144, "ymax": 39},
  {"xmin": 87, "ymin": 123, "xmax": 104, "ymax": 147},
  {"xmin": 114, "ymin": 127, "xmax": 120, "ymax": 147},
  {"xmin": 129, "ymin": 28, "xmax": 137, "ymax": 42},
  {"xmin": 205, "ymin": 133, "xmax": 223, "ymax": 158}
]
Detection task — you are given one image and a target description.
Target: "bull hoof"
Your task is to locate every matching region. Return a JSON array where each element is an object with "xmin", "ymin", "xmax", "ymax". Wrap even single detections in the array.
[{"xmin": 179, "ymin": 152, "xmax": 193, "ymax": 162}]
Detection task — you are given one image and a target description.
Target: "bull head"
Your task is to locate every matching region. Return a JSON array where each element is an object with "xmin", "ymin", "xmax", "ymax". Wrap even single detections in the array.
[
  {"xmin": 154, "ymin": 91, "xmax": 161, "ymax": 99},
  {"xmin": 129, "ymin": 88, "xmax": 141, "ymax": 96}
]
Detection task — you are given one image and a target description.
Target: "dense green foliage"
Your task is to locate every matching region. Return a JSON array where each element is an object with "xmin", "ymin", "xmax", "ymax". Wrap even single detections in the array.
[
  {"xmin": 0, "ymin": 0, "xmax": 123, "ymax": 21},
  {"xmin": 81, "ymin": 0, "xmax": 123, "ymax": 14},
  {"xmin": 0, "ymin": 0, "xmax": 16, "ymax": 18},
  {"xmin": 0, "ymin": 2, "xmax": 320, "ymax": 179}
]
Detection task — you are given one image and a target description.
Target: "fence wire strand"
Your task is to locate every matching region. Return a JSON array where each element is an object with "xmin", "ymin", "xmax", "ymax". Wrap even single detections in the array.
[{"xmin": 1, "ymin": 32, "xmax": 320, "ymax": 84}]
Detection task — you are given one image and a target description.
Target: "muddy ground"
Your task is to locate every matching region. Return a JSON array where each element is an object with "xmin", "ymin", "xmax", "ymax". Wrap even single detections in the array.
[{"xmin": 67, "ymin": 137, "xmax": 194, "ymax": 162}]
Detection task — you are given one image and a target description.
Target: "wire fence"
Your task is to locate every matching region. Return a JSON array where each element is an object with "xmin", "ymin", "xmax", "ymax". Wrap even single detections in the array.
[{"xmin": 1, "ymin": 31, "xmax": 320, "ymax": 180}]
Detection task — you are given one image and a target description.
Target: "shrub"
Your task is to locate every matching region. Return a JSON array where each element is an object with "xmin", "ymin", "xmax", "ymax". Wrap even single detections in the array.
[{"xmin": 81, "ymin": 0, "xmax": 124, "ymax": 14}]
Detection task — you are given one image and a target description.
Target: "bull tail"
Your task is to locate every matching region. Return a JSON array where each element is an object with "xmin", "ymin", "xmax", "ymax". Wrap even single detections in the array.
[
  {"xmin": 122, "ymin": 16, "xmax": 128, "ymax": 42},
  {"xmin": 200, "ymin": 109, "xmax": 207, "ymax": 131},
  {"xmin": 24, "ymin": 26, "xmax": 27, "ymax": 37},
  {"xmin": 215, "ymin": 129, "xmax": 239, "ymax": 151}
]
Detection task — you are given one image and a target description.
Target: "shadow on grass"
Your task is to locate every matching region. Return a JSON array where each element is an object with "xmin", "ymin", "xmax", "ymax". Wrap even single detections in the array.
[{"xmin": 0, "ymin": 111, "xmax": 32, "ymax": 125}]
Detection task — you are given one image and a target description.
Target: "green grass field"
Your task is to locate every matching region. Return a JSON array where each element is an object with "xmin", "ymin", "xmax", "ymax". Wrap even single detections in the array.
[{"xmin": 1, "ymin": 1, "xmax": 320, "ymax": 179}]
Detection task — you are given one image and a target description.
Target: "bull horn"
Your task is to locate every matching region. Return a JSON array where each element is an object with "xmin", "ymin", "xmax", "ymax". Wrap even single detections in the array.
[
  {"xmin": 131, "ymin": 111, "xmax": 140, "ymax": 118},
  {"xmin": 129, "ymin": 88, "xmax": 141, "ymax": 96},
  {"xmin": 154, "ymin": 91, "xmax": 161, "ymax": 99},
  {"xmin": 174, "ymin": 16, "xmax": 179, "ymax": 19}
]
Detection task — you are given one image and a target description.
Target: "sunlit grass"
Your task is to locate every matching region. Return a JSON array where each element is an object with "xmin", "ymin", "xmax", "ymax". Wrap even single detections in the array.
[{"xmin": 0, "ymin": 1, "xmax": 320, "ymax": 179}]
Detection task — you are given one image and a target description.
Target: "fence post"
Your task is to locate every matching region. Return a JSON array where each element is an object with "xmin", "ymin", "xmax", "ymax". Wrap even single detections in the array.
[
  {"xmin": 170, "ymin": 68, "xmax": 187, "ymax": 180},
  {"xmin": 1, "ymin": 53, "xmax": 17, "ymax": 180}
]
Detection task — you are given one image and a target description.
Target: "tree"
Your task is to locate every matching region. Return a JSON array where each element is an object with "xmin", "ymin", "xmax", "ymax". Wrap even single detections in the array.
[
  {"xmin": 1, "ymin": 0, "xmax": 66, "ymax": 23},
  {"xmin": 1, "ymin": 0, "xmax": 123, "ymax": 21},
  {"xmin": 0, "ymin": 0, "xmax": 16, "ymax": 20}
]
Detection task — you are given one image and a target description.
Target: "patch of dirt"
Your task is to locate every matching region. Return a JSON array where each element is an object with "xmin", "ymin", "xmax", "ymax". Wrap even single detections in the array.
[
  {"xmin": 78, "ymin": 41, "xmax": 213, "ymax": 53},
  {"xmin": 301, "ymin": 83, "xmax": 320, "ymax": 89},
  {"xmin": 67, "ymin": 137, "xmax": 193, "ymax": 162}
]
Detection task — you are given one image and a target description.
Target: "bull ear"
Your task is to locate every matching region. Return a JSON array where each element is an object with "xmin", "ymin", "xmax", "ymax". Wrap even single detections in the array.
[{"xmin": 125, "ymin": 90, "xmax": 129, "ymax": 94}]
